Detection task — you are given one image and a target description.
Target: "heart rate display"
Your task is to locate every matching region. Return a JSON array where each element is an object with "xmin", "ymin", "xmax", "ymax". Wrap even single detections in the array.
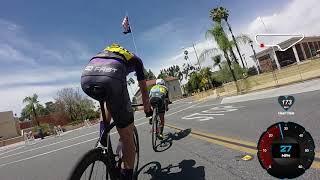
[
  {"xmin": 257, "ymin": 122, "xmax": 315, "ymax": 179},
  {"xmin": 278, "ymin": 96, "xmax": 295, "ymax": 111}
]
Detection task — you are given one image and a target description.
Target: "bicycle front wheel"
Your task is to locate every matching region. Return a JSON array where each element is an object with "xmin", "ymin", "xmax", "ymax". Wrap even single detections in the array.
[
  {"xmin": 68, "ymin": 148, "xmax": 115, "ymax": 180},
  {"xmin": 133, "ymin": 126, "xmax": 140, "ymax": 180}
]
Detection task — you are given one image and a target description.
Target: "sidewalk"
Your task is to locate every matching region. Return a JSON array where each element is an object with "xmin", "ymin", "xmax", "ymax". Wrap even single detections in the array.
[
  {"xmin": 221, "ymin": 78, "xmax": 320, "ymax": 104},
  {"xmin": 0, "ymin": 141, "xmax": 25, "ymax": 152}
]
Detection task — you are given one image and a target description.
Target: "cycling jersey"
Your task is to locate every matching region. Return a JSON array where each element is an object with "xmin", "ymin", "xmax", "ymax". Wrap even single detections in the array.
[
  {"xmin": 81, "ymin": 44, "xmax": 146, "ymax": 128},
  {"xmin": 91, "ymin": 45, "xmax": 145, "ymax": 81},
  {"xmin": 150, "ymin": 84, "xmax": 168, "ymax": 96},
  {"xmin": 149, "ymin": 84, "xmax": 169, "ymax": 113}
]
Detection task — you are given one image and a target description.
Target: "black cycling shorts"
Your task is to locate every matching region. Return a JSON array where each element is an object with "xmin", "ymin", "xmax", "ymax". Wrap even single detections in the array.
[
  {"xmin": 81, "ymin": 58, "xmax": 134, "ymax": 128},
  {"xmin": 149, "ymin": 93, "xmax": 166, "ymax": 114}
]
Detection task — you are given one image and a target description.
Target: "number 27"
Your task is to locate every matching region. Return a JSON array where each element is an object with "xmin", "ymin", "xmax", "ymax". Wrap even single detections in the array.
[{"xmin": 280, "ymin": 145, "xmax": 292, "ymax": 153}]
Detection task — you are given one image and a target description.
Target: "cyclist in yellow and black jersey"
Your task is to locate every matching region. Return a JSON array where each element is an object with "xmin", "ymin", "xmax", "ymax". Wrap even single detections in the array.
[
  {"xmin": 81, "ymin": 43, "xmax": 152, "ymax": 180},
  {"xmin": 149, "ymin": 79, "xmax": 170, "ymax": 139}
]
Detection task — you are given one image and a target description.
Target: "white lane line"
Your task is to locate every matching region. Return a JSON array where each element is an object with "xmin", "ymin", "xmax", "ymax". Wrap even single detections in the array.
[
  {"xmin": 0, "ymin": 145, "xmax": 25, "ymax": 156},
  {"xmin": 134, "ymin": 102, "xmax": 193, "ymax": 122},
  {"xmin": 0, "ymin": 100, "xmax": 207, "ymax": 167},
  {"xmin": 166, "ymin": 103, "xmax": 200, "ymax": 116},
  {"xmin": 0, "ymin": 121, "xmax": 148, "ymax": 168},
  {"xmin": 0, "ymin": 137, "xmax": 99, "ymax": 168},
  {"xmin": 0, "ymin": 130, "xmax": 99, "ymax": 160},
  {"xmin": 194, "ymin": 103, "xmax": 220, "ymax": 108}
]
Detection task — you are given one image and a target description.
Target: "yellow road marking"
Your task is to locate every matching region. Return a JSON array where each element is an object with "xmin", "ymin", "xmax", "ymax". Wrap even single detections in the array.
[
  {"xmin": 166, "ymin": 123, "xmax": 320, "ymax": 169},
  {"xmin": 166, "ymin": 124, "xmax": 256, "ymax": 147}
]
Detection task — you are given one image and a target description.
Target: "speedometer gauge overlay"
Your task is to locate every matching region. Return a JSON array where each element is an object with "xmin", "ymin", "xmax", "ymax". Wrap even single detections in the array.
[{"xmin": 257, "ymin": 122, "xmax": 315, "ymax": 179}]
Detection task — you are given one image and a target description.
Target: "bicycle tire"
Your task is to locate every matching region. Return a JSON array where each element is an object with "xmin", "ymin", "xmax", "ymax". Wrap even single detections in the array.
[
  {"xmin": 151, "ymin": 108, "xmax": 158, "ymax": 151},
  {"xmin": 68, "ymin": 148, "xmax": 115, "ymax": 180},
  {"xmin": 133, "ymin": 126, "xmax": 140, "ymax": 180}
]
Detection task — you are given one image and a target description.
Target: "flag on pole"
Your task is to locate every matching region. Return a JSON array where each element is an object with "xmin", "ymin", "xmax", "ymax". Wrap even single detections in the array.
[{"xmin": 122, "ymin": 16, "xmax": 132, "ymax": 34}]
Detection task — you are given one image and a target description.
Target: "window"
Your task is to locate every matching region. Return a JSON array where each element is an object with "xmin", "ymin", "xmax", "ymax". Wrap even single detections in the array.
[
  {"xmin": 303, "ymin": 43, "xmax": 311, "ymax": 58},
  {"xmin": 173, "ymin": 86, "xmax": 176, "ymax": 91},
  {"xmin": 308, "ymin": 42, "xmax": 316, "ymax": 56},
  {"xmin": 314, "ymin": 41, "xmax": 319, "ymax": 50},
  {"xmin": 295, "ymin": 44, "xmax": 305, "ymax": 61}
]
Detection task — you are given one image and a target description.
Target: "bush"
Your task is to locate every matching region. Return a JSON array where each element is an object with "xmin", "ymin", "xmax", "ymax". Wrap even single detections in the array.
[
  {"xmin": 211, "ymin": 78, "xmax": 223, "ymax": 87},
  {"xmin": 68, "ymin": 120, "xmax": 85, "ymax": 126},
  {"xmin": 31, "ymin": 124, "xmax": 53, "ymax": 138},
  {"xmin": 215, "ymin": 62, "xmax": 247, "ymax": 83}
]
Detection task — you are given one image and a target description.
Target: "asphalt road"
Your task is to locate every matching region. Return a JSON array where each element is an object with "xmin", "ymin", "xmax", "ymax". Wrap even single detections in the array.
[{"xmin": 0, "ymin": 92, "xmax": 319, "ymax": 180}]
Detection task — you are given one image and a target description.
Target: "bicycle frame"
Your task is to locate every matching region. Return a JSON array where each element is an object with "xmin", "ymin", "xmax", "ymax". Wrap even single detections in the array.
[{"xmin": 89, "ymin": 101, "xmax": 118, "ymax": 180}]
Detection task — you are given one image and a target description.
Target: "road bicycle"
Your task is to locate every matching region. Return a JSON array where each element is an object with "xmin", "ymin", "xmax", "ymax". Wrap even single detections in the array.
[
  {"xmin": 68, "ymin": 100, "xmax": 142, "ymax": 180},
  {"xmin": 149, "ymin": 97, "xmax": 172, "ymax": 151}
]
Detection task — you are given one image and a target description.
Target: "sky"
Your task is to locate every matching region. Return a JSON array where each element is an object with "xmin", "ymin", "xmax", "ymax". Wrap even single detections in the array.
[{"xmin": 1, "ymin": 0, "xmax": 320, "ymax": 115}]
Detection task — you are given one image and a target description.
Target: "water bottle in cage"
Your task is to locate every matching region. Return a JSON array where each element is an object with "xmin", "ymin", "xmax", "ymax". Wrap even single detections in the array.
[{"xmin": 99, "ymin": 121, "xmax": 105, "ymax": 139}]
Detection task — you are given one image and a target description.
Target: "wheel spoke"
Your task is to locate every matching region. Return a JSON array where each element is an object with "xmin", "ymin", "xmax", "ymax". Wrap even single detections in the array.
[{"xmin": 88, "ymin": 162, "xmax": 95, "ymax": 180}]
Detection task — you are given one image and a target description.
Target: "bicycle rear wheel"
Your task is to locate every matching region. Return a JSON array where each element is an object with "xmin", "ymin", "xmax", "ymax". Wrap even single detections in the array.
[
  {"xmin": 68, "ymin": 148, "xmax": 115, "ymax": 180},
  {"xmin": 151, "ymin": 109, "xmax": 159, "ymax": 151}
]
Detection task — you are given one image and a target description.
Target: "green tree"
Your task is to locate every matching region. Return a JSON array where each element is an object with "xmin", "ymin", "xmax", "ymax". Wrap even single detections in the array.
[
  {"xmin": 158, "ymin": 65, "xmax": 183, "ymax": 82},
  {"xmin": 212, "ymin": 55, "xmax": 222, "ymax": 70},
  {"xmin": 184, "ymin": 69, "xmax": 214, "ymax": 93},
  {"xmin": 210, "ymin": 6, "xmax": 245, "ymax": 67},
  {"xmin": 144, "ymin": 68, "xmax": 156, "ymax": 80},
  {"xmin": 199, "ymin": 67, "xmax": 213, "ymax": 89},
  {"xmin": 215, "ymin": 62, "xmax": 246, "ymax": 83},
  {"xmin": 181, "ymin": 63, "xmax": 196, "ymax": 81},
  {"xmin": 55, "ymin": 88, "xmax": 96, "ymax": 122},
  {"xmin": 205, "ymin": 24, "xmax": 240, "ymax": 92},
  {"xmin": 22, "ymin": 94, "xmax": 41, "ymax": 126},
  {"xmin": 157, "ymin": 70, "xmax": 168, "ymax": 79},
  {"xmin": 188, "ymin": 72, "xmax": 202, "ymax": 92},
  {"xmin": 44, "ymin": 101, "xmax": 55, "ymax": 114}
]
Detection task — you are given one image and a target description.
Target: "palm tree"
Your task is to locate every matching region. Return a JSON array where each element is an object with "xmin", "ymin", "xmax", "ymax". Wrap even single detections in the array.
[
  {"xmin": 205, "ymin": 24, "xmax": 240, "ymax": 92},
  {"xmin": 23, "ymin": 94, "xmax": 41, "ymax": 126},
  {"xmin": 212, "ymin": 55, "xmax": 222, "ymax": 70},
  {"xmin": 210, "ymin": 7, "xmax": 245, "ymax": 68},
  {"xmin": 232, "ymin": 34, "xmax": 261, "ymax": 73}
]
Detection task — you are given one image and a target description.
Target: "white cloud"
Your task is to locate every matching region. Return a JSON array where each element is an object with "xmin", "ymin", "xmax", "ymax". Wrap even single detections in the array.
[
  {"xmin": 140, "ymin": 18, "xmax": 183, "ymax": 41},
  {"xmin": 0, "ymin": 44, "xmax": 36, "ymax": 64},
  {"xmin": 246, "ymin": 0, "xmax": 320, "ymax": 44},
  {"xmin": 0, "ymin": 68, "xmax": 81, "ymax": 88},
  {"xmin": 0, "ymin": 83, "xmax": 79, "ymax": 115},
  {"xmin": 0, "ymin": 19, "xmax": 93, "ymax": 115},
  {"xmin": 151, "ymin": 40, "xmax": 218, "ymax": 76}
]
